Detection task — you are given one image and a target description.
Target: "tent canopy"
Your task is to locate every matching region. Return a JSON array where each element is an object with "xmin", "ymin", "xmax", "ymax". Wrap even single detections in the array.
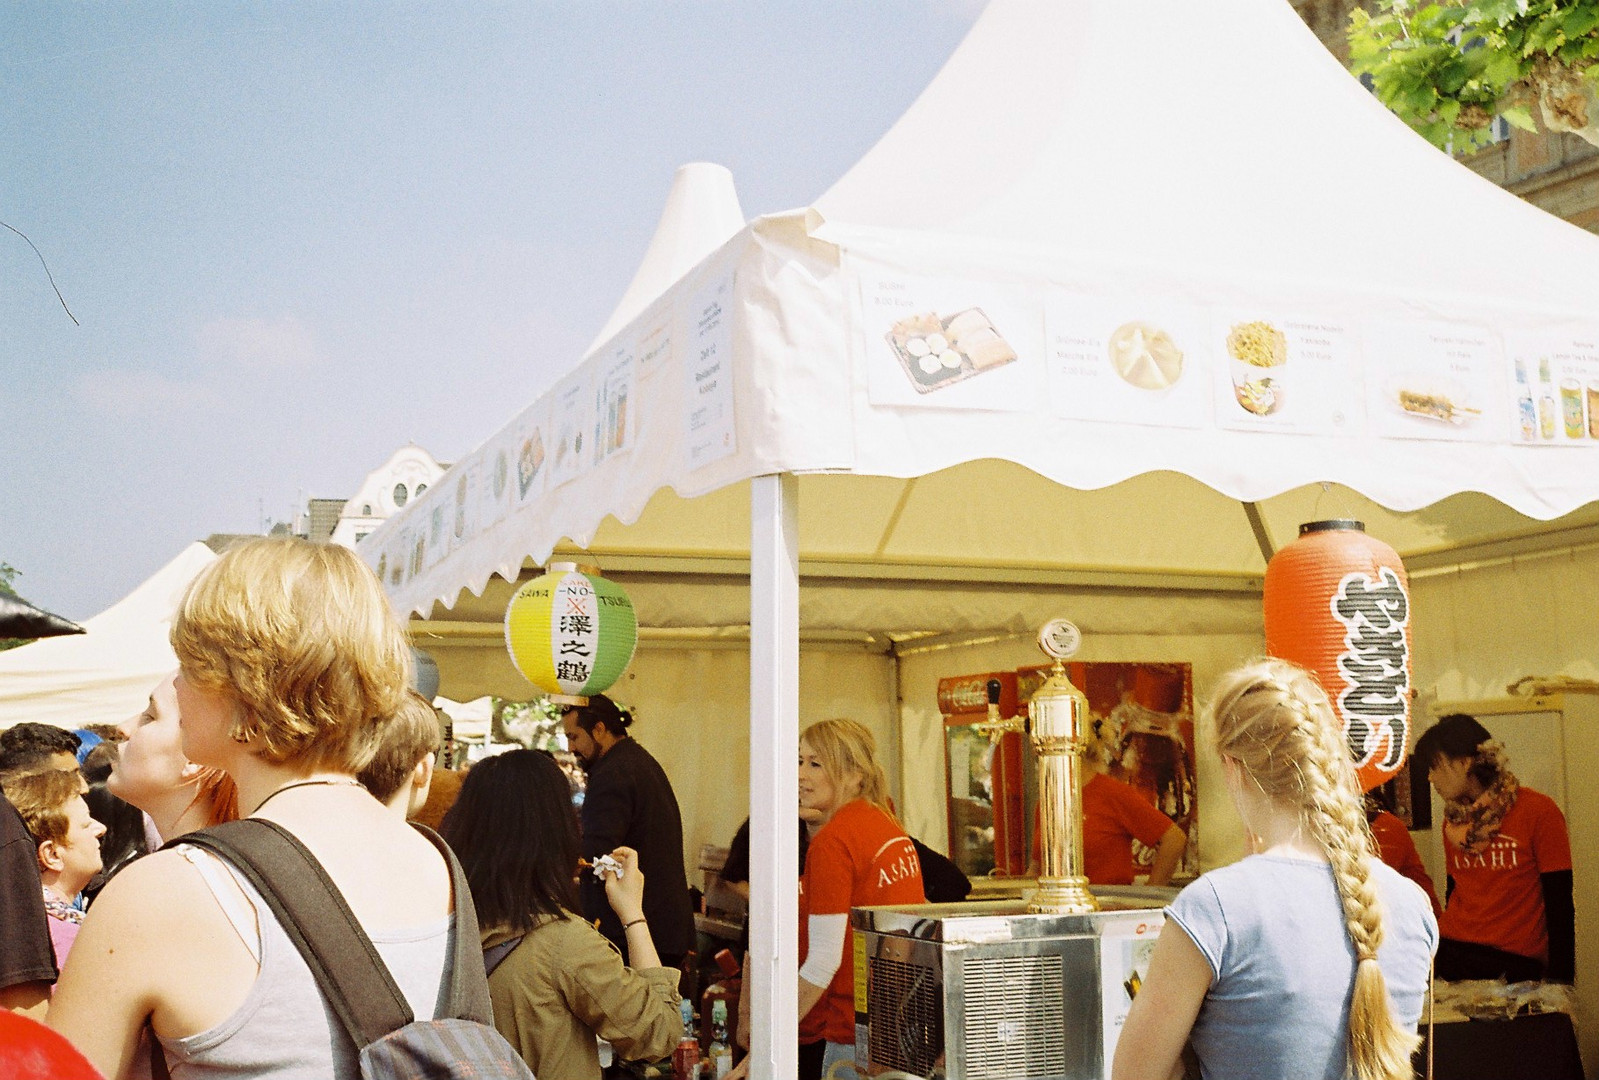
[
  {"xmin": 0, "ymin": 543, "xmax": 216, "ymax": 731},
  {"xmin": 365, "ymin": 0, "xmax": 1599, "ymax": 629}
]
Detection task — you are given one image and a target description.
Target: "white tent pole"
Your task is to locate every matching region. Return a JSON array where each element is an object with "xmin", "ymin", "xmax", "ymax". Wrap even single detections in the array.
[{"xmin": 749, "ymin": 472, "xmax": 800, "ymax": 1079}]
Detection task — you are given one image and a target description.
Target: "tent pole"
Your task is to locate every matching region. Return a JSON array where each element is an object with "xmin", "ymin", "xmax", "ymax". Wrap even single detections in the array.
[
  {"xmin": 1241, "ymin": 500, "xmax": 1275, "ymax": 565},
  {"xmin": 749, "ymin": 472, "xmax": 800, "ymax": 1079}
]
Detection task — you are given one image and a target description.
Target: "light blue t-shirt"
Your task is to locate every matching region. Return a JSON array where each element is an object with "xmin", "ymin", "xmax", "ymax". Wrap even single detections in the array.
[{"xmin": 1167, "ymin": 855, "xmax": 1437, "ymax": 1080}]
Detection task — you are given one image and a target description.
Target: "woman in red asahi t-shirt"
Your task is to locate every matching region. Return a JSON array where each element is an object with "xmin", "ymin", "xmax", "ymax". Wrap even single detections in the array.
[
  {"xmin": 792, "ymin": 718, "xmax": 925, "ymax": 1080},
  {"xmin": 1415, "ymin": 713, "xmax": 1573, "ymax": 983}
]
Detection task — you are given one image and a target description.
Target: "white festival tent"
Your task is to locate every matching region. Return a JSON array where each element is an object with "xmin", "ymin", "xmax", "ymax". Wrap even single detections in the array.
[
  {"xmin": 362, "ymin": 0, "xmax": 1599, "ymax": 1073},
  {"xmin": 0, "ymin": 543, "xmax": 218, "ymax": 732}
]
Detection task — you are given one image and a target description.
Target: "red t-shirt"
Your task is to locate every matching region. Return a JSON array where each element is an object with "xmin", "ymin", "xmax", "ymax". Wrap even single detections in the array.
[
  {"xmin": 799, "ymin": 800, "xmax": 925, "ymax": 1045},
  {"xmin": 1369, "ymin": 810, "xmax": 1441, "ymax": 918},
  {"xmin": 1030, "ymin": 772, "xmax": 1176, "ymax": 884},
  {"xmin": 1439, "ymin": 787, "xmax": 1571, "ymax": 961}
]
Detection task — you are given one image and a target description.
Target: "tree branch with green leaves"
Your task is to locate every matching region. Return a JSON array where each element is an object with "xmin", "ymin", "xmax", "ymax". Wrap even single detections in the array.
[{"xmin": 1349, "ymin": 1, "xmax": 1599, "ymax": 151}]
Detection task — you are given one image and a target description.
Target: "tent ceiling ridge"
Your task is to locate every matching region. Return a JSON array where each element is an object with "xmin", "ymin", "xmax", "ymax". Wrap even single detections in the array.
[
  {"xmin": 537, "ymin": 552, "xmax": 1263, "ymax": 594},
  {"xmin": 1405, "ymin": 523, "xmax": 1599, "ymax": 578}
]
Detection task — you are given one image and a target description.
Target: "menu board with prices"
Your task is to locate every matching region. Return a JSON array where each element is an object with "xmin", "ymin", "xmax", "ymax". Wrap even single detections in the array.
[
  {"xmin": 1045, "ymin": 293, "xmax": 1209, "ymax": 428},
  {"xmin": 1363, "ymin": 321, "xmax": 1502, "ymax": 442},
  {"xmin": 1505, "ymin": 331, "xmax": 1599, "ymax": 446},
  {"xmin": 1208, "ymin": 312, "xmax": 1361, "ymax": 435},
  {"xmin": 686, "ymin": 274, "xmax": 737, "ymax": 467},
  {"xmin": 859, "ymin": 269, "xmax": 1044, "ymax": 411}
]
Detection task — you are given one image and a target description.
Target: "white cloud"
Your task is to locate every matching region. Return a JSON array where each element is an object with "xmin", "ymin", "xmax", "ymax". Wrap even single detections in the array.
[
  {"xmin": 195, "ymin": 314, "xmax": 319, "ymax": 373},
  {"xmin": 70, "ymin": 367, "xmax": 224, "ymax": 417}
]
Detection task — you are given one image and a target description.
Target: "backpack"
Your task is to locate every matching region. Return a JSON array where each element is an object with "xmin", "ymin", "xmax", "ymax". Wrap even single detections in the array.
[{"xmin": 168, "ymin": 818, "xmax": 535, "ymax": 1080}]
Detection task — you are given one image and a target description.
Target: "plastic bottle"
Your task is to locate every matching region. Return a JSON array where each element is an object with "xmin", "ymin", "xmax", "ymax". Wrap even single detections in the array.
[
  {"xmin": 1515, "ymin": 359, "xmax": 1537, "ymax": 442},
  {"xmin": 707, "ymin": 999, "xmax": 733, "ymax": 1078},
  {"xmin": 699, "ymin": 948, "xmax": 741, "ymax": 1048},
  {"xmin": 1539, "ymin": 357, "xmax": 1558, "ymax": 439},
  {"xmin": 671, "ymin": 998, "xmax": 700, "ymax": 1080}
]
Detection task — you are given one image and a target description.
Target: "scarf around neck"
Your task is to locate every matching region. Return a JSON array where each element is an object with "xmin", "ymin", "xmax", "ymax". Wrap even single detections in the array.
[
  {"xmin": 43, "ymin": 886, "xmax": 84, "ymax": 925},
  {"xmin": 1441, "ymin": 741, "xmax": 1519, "ymax": 855}
]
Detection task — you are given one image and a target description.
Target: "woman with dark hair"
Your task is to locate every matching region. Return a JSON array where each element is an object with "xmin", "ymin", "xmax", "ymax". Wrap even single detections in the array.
[
  {"xmin": 441, "ymin": 749, "xmax": 682, "ymax": 1080},
  {"xmin": 1414, "ymin": 713, "xmax": 1573, "ymax": 983},
  {"xmin": 80, "ymin": 781, "xmax": 146, "ymax": 905}
]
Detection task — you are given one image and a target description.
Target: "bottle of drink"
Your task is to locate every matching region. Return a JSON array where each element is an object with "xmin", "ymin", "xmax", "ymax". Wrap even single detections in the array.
[
  {"xmin": 707, "ymin": 999, "xmax": 733, "ymax": 1078},
  {"xmin": 1515, "ymin": 359, "xmax": 1537, "ymax": 442},
  {"xmin": 672, "ymin": 997, "xmax": 700, "ymax": 1080},
  {"xmin": 1539, "ymin": 357, "xmax": 1558, "ymax": 439}
]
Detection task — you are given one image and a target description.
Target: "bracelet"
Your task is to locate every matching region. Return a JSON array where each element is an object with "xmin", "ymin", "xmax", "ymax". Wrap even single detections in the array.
[{"xmin": 623, "ymin": 917, "xmax": 647, "ymax": 931}]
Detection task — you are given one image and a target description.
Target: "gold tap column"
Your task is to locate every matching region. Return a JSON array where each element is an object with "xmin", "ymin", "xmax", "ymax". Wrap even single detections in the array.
[{"xmin": 1028, "ymin": 659, "xmax": 1098, "ymax": 915}]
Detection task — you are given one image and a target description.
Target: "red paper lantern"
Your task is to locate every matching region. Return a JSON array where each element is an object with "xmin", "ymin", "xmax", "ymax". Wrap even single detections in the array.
[{"xmin": 1263, "ymin": 519, "xmax": 1412, "ymax": 792}]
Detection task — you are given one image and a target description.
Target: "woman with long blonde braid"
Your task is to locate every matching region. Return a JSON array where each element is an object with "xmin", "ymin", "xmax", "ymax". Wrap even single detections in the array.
[{"xmin": 1113, "ymin": 659, "xmax": 1436, "ymax": 1080}]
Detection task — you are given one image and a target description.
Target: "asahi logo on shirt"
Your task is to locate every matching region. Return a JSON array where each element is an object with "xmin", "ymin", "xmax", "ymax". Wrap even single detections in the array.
[
  {"xmin": 873, "ymin": 837, "xmax": 922, "ymax": 890},
  {"xmin": 1330, "ymin": 567, "xmax": 1410, "ymax": 772}
]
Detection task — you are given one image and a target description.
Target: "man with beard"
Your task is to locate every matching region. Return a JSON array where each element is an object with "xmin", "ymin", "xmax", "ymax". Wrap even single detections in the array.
[{"xmin": 562, "ymin": 695, "xmax": 694, "ymax": 969}]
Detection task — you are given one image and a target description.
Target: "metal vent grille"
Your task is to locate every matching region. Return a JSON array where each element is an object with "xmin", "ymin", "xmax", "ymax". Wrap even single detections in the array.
[
  {"xmin": 866, "ymin": 954, "xmax": 942, "ymax": 1076},
  {"xmin": 960, "ymin": 953, "xmax": 1067, "ymax": 1080}
]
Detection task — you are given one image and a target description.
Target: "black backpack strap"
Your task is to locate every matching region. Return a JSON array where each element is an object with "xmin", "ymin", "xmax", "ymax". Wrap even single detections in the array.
[
  {"xmin": 172, "ymin": 819, "xmax": 414, "ymax": 1049},
  {"xmin": 407, "ymin": 822, "xmax": 494, "ymax": 1025},
  {"xmin": 482, "ymin": 935, "xmax": 525, "ymax": 978}
]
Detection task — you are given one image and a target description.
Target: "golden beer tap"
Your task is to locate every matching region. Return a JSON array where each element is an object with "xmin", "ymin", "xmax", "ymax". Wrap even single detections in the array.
[{"xmin": 1027, "ymin": 620, "xmax": 1099, "ymax": 915}]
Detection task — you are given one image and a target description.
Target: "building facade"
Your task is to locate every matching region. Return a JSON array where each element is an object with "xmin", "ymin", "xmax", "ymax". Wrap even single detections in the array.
[{"xmin": 292, "ymin": 444, "xmax": 447, "ymax": 548}]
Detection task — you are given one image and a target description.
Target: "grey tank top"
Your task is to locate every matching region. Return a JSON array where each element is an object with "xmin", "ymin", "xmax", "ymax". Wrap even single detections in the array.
[{"xmin": 154, "ymin": 846, "xmax": 454, "ymax": 1080}]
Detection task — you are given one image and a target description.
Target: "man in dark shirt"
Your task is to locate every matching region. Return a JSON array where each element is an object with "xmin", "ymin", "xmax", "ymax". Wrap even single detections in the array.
[
  {"xmin": 562, "ymin": 695, "xmax": 695, "ymax": 968},
  {"xmin": 0, "ymin": 790, "xmax": 58, "ymax": 1017},
  {"xmin": 0, "ymin": 725, "xmax": 84, "ymax": 1015}
]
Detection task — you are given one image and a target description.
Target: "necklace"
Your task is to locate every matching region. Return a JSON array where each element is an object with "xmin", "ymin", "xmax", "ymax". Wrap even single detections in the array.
[{"xmin": 251, "ymin": 777, "xmax": 365, "ymax": 816}]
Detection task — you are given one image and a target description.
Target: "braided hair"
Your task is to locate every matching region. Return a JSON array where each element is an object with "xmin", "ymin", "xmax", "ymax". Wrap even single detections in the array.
[{"xmin": 1209, "ymin": 658, "xmax": 1420, "ymax": 1080}]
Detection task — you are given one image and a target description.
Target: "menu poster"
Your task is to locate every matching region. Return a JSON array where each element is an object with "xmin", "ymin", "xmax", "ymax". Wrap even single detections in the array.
[
  {"xmin": 1504, "ymin": 331, "xmax": 1599, "ymax": 445},
  {"xmin": 428, "ymin": 502, "xmax": 448, "ymax": 566},
  {"xmin": 514, "ymin": 401, "xmax": 550, "ymax": 504},
  {"xmin": 480, "ymin": 438, "xmax": 514, "ymax": 531},
  {"xmin": 1210, "ymin": 312, "xmax": 1359, "ymax": 435},
  {"xmin": 685, "ymin": 274, "xmax": 737, "ymax": 468},
  {"xmin": 638, "ymin": 312, "xmax": 672, "ymax": 370},
  {"xmin": 1099, "ymin": 914, "xmax": 1164, "ymax": 1079},
  {"xmin": 595, "ymin": 345, "xmax": 636, "ymax": 462},
  {"xmin": 860, "ymin": 270, "xmax": 1043, "ymax": 411},
  {"xmin": 451, "ymin": 463, "xmax": 479, "ymax": 547},
  {"xmin": 407, "ymin": 527, "xmax": 426, "ymax": 582},
  {"xmin": 386, "ymin": 530, "xmax": 409, "ymax": 588},
  {"xmin": 1045, "ymin": 294, "xmax": 1210, "ymax": 428},
  {"xmin": 1364, "ymin": 321, "xmax": 1501, "ymax": 442},
  {"xmin": 551, "ymin": 374, "xmax": 595, "ymax": 486}
]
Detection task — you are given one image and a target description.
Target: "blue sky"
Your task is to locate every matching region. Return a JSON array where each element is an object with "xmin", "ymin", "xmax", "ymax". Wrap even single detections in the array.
[{"xmin": 3, "ymin": 3, "xmax": 983, "ymax": 619}]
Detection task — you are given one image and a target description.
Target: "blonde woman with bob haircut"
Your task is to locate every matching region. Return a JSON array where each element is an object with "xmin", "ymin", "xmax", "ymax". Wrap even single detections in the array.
[
  {"xmin": 50, "ymin": 538, "xmax": 461, "ymax": 1080},
  {"xmin": 1112, "ymin": 659, "xmax": 1436, "ymax": 1080}
]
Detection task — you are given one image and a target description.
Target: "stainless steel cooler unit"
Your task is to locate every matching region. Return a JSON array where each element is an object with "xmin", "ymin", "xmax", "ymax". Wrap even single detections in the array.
[{"xmin": 852, "ymin": 888, "xmax": 1173, "ymax": 1080}]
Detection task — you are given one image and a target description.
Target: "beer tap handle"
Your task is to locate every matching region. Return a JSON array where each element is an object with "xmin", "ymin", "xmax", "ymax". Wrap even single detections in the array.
[{"xmin": 974, "ymin": 678, "xmax": 1023, "ymax": 738}]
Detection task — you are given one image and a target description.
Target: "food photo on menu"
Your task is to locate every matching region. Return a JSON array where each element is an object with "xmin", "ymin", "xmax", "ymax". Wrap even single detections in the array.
[
  {"xmin": 1226, "ymin": 319, "xmax": 1288, "ymax": 417},
  {"xmin": 1390, "ymin": 376, "xmax": 1481, "ymax": 427},
  {"xmin": 885, "ymin": 307, "xmax": 1018, "ymax": 393},
  {"xmin": 1106, "ymin": 321, "xmax": 1184, "ymax": 391}
]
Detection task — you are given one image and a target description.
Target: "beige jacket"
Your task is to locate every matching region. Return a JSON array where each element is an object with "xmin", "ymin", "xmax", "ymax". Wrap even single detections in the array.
[{"xmin": 483, "ymin": 913, "xmax": 682, "ymax": 1080}]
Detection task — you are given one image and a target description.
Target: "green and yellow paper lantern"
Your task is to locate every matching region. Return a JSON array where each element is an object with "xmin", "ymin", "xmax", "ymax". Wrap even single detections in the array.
[{"xmin": 505, "ymin": 562, "xmax": 638, "ymax": 703}]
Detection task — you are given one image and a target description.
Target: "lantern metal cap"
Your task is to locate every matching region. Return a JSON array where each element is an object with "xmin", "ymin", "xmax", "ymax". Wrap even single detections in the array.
[
  {"xmin": 1298, "ymin": 519, "xmax": 1364, "ymax": 535},
  {"xmin": 546, "ymin": 561, "xmax": 603, "ymax": 576}
]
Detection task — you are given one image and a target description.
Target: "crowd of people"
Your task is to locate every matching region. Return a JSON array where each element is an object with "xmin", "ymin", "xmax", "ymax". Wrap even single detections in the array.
[{"xmin": 0, "ymin": 534, "xmax": 1575, "ymax": 1080}]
